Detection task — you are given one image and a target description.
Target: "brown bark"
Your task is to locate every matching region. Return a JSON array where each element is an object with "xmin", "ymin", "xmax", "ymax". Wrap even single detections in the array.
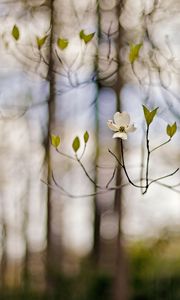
[{"xmin": 112, "ymin": 1, "xmax": 129, "ymax": 299}]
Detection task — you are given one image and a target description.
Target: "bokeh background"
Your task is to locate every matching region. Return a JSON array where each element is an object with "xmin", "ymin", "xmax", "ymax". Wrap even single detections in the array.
[{"xmin": 0, "ymin": 0, "xmax": 180, "ymax": 299}]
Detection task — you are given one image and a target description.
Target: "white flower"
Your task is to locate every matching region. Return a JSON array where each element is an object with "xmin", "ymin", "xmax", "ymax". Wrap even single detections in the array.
[{"xmin": 107, "ymin": 111, "xmax": 136, "ymax": 140}]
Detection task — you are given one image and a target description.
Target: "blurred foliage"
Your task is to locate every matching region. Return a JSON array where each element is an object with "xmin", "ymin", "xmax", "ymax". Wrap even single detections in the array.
[
  {"xmin": 0, "ymin": 264, "xmax": 112, "ymax": 300},
  {"xmin": 2, "ymin": 236, "xmax": 180, "ymax": 299},
  {"xmin": 128, "ymin": 235, "xmax": 180, "ymax": 300}
]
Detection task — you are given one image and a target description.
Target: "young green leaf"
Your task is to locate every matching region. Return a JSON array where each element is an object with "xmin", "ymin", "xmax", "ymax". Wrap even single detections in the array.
[
  {"xmin": 12, "ymin": 25, "xmax": 20, "ymax": 41},
  {"xmin": 36, "ymin": 35, "xmax": 48, "ymax": 50},
  {"xmin": 143, "ymin": 105, "xmax": 159, "ymax": 126},
  {"xmin": 72, "ymin": 136, "xmax": 80, "ymax": 153},
  {"xmin": 51, "ymin": 135, "xmax": 60, "ymax": 148},
  {"xmin": 166, "ymin": 122, "xmax": 177, "ymax": 138},
  {"xmin": 143, "ymin": 105, "xmax": 150, "ymax": 123},
  {"xmin": 79, "ymin": 30, "xmax": 95, "ymax": 44},
  {"xmin": 129, "ymin": 43, "xmax": 142, "ymax": 63},
  {"xmin": 57, "ymin": 38, "xmax": 69, "ymax": 50},
  {"xmin": 83, "ymin": 131, "xmax": 89, "ymax": 144}
]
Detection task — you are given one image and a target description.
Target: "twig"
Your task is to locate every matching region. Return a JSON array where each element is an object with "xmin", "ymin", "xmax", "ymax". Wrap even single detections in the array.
[
  {"xmin": 150, "ymin": 138, "xmax": 171, "ymax": 153},
  {"xmin": 79, "ymin": 143, "xmax": 87, "ymax": 160},
  {"xmin": 120, "ymin": 140, "xmax": 146, "ymax": 189},
  {"xmin": 108, "ymin": 148, "xmax": 123, "ymax": 167},
  {"xmin": 149, "ymin": 168, "xmax": 179, "ymax": 187},
  {"xmin": 76, "ymin": 154, "xmax": 102, "ymax": 189},
  {"xmin": 143, "ymin": 126, "xmax": 150, "ymax": 194},
  {"xmin": 106, "ymin": 167, "xmax": 117, "ymax": 188},
  {"xmin": 41, "ymin": 172, "xmax": 130, "ymax": 198},
  {"xmin": 56, "ymin": 148, "xmax": 76, "ymax": 161},
  {"xmin": 109, "ymin": 146, "xmax": 146, "ymax": 189}
]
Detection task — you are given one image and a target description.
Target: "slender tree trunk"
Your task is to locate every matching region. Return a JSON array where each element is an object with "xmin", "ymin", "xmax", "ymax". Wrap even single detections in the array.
[
  {"xmin": 92, "ymin": 94, "xmax": 101, "ymax": 264},
  {"xmin": 92, "ymin": 1, "xmax": 101, "ymax": 265},
  {"xmin": 113, "ymin": 121, "xmax": 129, "ymax": 300},
  {"xmin": 46, "ymin": 0, "xmax": 56, "ymax": 290},
  {"xmin": 113, "ymin": 2, "xmax": 129, "ymax": 299}
]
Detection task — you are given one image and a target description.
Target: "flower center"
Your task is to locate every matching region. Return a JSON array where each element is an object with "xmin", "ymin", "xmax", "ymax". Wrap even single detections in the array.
[{"xmin": 119, "ymin": 126, "xmax": 125, "ymax": 132}]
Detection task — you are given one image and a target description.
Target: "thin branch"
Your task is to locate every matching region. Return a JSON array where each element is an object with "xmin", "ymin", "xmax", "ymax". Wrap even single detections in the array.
[
  {"xmin": 106, "ymin": 167, "xmax": 117, "ymax": 188},
  {"xmin": 76, "ymin": 154, "xmax": 102, "ymax": 189},
  {"xmin": 79, "ymin": 143, "xmax": 87, "ymax": 160},
  {"xmin": 56, "ymin": 148, "xmax": 76, "ymax": 161},
  {"xmin": 51, "ymin": 140, "xmax": 179, "ymax": 196},
  {"xmin": 149, "ymin": 168, "xmax": 179, "ymax": 186},
  {"xmin": 55, "ymin": 146, "xmax": 103, "ymax": 188},
  {"xmin": 39, "ymin": 50, "xmax": 67, "ymax": 77},
  {"xmin": 41, "ymin": 172, "xmax": 130, "ymax": 198},
  {"xmin": 150, "ymin": 138, "xmax": 171, "ymax": 153},
  {"xmin": 109, "ymin": 146, "xmax": 146, "ymax": 189},
  {"xmin": 171, "ymin": 182, "xmax": 180, "ymax": 188},
  {"xmin": 42, "ymin": 166, "xmax": 180, "ymax": 199},
  {"xmin": 108, "ymin": 148, "xmax": 123, "ymax": 167},
  {"xmin": 140, "ymin": 135, "xmax": 145, "ymax": 194},
  {"xmin": 149, "ymin": 179, "xmax": 180, "ymax": 194},
  {"xmin": 120, "ymin": 140, "xmax": 146, "ymax": 189},
  {"xmin": 143, "ymin": 126, "xmax": 150, "ymax": 194}
]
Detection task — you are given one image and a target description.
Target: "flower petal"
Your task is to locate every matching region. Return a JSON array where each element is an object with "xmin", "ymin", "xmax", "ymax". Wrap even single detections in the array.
[
  {"xmin": 114, "ymin": 111, "xmax": 130, "ymax": 127},
  {"xmin": 126, "ymin": 124, "xmax": 136, "ymax": 133},
  {"xmin": 112, "ymin": 132, "xmax": 128, "ymax": 139},
  {"xmin": 107, "ymin": 120, "xmax": 119, "ymax": 131}
]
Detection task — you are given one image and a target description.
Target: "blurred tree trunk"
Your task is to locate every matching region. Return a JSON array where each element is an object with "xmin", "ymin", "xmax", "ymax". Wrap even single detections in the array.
[
  {"xmin": 93, "ymin": 91, "xmax": 101, "ymax": 265},
  {"xmin": 93, "ymin": 1, "xmax": 130, "ymax": 298},
  {"xmin": 46, "ymin": 0, "xmax": 59, "ymax": 289},
  {"xmin": 113, "ymin": 2, "xmax": 129, "ymax": 299},
  {"xmin": 92, "ymin": 0, "xmax": 101, "ymax": 265},
  {"xmin": 113, "ymin": 98, "xmax": 129, "ymax": 300},
  {"xmin": 47, "ymin": 0, "xmax": 54, "ymax": 251},
  {"xmin": 113, "ymin": 0, "xmax": 129, "ymax": 300}
]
